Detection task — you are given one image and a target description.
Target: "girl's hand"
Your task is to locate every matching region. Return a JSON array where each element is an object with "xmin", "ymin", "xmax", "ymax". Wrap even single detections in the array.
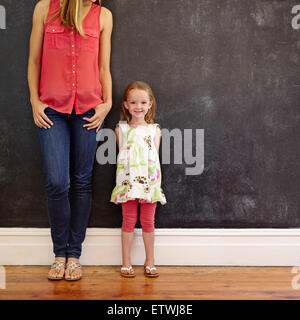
[
  {"xmin": 31, "ymin": 100, "xmax": 53, "ymax": 129},
  {"xmin": 83, "ymin": 102, "xmax": 112, "ymax": 133}
]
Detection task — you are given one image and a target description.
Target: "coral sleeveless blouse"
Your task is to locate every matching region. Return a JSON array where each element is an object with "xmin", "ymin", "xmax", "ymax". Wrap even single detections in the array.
[{"xmin": 39, "ymin": 0, "xmax": 103, "ymax": 114}]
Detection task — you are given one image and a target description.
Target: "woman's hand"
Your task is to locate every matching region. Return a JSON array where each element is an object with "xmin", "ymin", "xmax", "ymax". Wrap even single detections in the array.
[
  {"xmin": 83, "ymin": 102, "xmax": 112, "ymax": 133},
  {"xmin": 31, "ymin": 100, "xmax": 53, "ymax": 129}
]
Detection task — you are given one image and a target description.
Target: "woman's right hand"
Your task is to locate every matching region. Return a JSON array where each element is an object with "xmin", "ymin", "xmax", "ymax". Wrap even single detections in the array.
[{"xmin": 31, "ymin": 100, "xmax": 53, "ymax": 129}]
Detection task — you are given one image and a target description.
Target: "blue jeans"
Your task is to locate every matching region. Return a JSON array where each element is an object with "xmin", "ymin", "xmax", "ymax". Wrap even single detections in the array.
[{"xmin": 37, "ymin": 106, "xmax": 103, "ymax": 259}]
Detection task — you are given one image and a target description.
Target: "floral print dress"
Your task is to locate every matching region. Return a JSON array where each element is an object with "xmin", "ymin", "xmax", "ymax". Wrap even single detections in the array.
[{"xmin": 110, "ymin": 121, "xmax": 167, "ymax": 205}]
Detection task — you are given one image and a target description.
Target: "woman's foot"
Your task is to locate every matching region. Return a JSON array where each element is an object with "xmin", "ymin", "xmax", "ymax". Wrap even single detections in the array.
[
  {"xmin": 144, "ymin": 262, "xmax": 159, "ymax": 278},
  {"xmin": 65, "ymin": 257, "xmax": 82, "ymax": 281},
  {"xmin": 120, "ymin": 265, "xmax": 136, "ymax": 278},
  {"xmin": 48, "ymin": 257, "xmax": 66, "ymax": 280}
]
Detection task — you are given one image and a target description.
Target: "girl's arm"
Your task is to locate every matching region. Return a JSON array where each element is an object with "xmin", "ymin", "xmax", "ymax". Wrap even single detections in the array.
[
  {"xmin": 154, "ymin": 124, "xmax": 162, "ymax": 152},
  {"xmin": 27, "ymin": 0, "xmax": 53, "ymax": 129},
  {"xmin": 85, "ymin": 7, "xmax": 113, "ymax": 133}
]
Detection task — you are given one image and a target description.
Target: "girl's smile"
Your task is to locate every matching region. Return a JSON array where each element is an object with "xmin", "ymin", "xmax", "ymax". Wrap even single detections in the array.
[{"xmin": 124, "ymin": 89, "xmax": 152, "ymax": 125}]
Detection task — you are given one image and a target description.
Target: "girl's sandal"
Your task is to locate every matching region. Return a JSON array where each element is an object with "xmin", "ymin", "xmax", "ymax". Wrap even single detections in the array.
[
  {"xmin": 144, "ymin": 265, "xmax": 159, "ymax": 278},
  {"xmin": 48, "ymin": 260, "xmax": 66, "ymax": 280},
  {"xmin": 65, "ymin": 261, "xmax": 82, "ymax": 281},
  {"xmin": 120, "ymin": 266, "xmax": 136, "ymax": 278}
]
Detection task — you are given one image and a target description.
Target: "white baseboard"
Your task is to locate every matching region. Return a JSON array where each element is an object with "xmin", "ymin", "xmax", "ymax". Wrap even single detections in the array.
[{"xmin": 1, "ymin": 228, "xmax": 300, "ymax": 266}]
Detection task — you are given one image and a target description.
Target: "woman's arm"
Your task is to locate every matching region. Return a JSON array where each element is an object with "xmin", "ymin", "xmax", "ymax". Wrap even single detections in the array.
[
  {"xmin": 99, "ymin": 7, "xmax": 113, "ymax": 109},
  {"xmin": 154, "ymin": 124, "xmax": 162, "ymax": 152},
  {"xmin": 27, "ymin": 0, "xmax": 53, "ymax": 129},
  {"xmin": 84, "ymin": 7, "xmax": 113, "ymax": 133}
]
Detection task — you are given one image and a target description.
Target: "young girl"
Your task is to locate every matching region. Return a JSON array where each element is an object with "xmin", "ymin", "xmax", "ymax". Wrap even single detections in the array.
[
  {"xmin": 28, "ymin": 0, "xmax": 113, "ymax": 281},
  {"xmin": 111, "ymin": 81, "xmax": 167, "ymax": 278}
]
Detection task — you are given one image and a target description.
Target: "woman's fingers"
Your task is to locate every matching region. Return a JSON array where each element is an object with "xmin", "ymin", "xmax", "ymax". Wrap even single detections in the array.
[
  {"xmin": 35, "ymin": 117, "xmax": 48, "ymax": 129},
  {"xmin": 35, "ymin": 119, "xmax": 43, "ymax": 128},
  {"xmin": 32, "ymin": 103, "xmax": 53, "ymax": 129},
  {"xmin": 37, "ymin": 115, "xmax": 51, "ymax": 129},
  {"xmin": 40, "ymin": 111, "xmax": 54, "ymax": 126},
  {"xmin": 96, "ymin": 123, "xmax": 102, "ymax": 133},
  {"xmin": 82, "ymin": 115, "xmax": 95, "ymax": 123},
  {"xmin": 83, "ymin": 115, "xmax": 103, "ymax": 130},
  {"xmin": 85, "ymin": 120, "xmax": 102, "ymax": 130}
]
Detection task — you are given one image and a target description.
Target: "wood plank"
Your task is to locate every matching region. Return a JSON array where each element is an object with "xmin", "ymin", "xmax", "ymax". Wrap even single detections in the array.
[{"xmin": 0, "ymin": 266, "xmax": 299, "ymax": 300}]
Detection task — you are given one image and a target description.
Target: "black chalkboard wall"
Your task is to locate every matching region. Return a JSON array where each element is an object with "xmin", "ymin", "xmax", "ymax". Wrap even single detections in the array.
[{"xmin": 0, "ymin": 0, "xmax": 299, "ymax": 228}]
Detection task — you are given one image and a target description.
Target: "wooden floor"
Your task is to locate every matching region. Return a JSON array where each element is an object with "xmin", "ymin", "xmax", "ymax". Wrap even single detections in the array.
[{"xmin": 0, "ymin": 266, "xmax": 299, "ymax": 300}]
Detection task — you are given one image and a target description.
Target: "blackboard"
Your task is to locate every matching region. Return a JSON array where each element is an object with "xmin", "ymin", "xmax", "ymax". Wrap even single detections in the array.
[{"xmin": 0, "ymin": 0, "xmax": 299, "ymax": 228}]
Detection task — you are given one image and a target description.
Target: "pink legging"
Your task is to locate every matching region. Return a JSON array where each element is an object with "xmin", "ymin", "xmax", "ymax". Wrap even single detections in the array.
[{"xmin": 121, "ymin": 199, "xmax": 157, "ymax": 233}]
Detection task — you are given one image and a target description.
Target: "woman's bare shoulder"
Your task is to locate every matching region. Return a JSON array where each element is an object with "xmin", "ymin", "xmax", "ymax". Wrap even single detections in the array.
[
  {"xmin": 100, "ymin": 6, "xmax": 113, "ymax": 24},
  {"xmin": 35, "ymin": 0, "xmax": 51, "ymax": 11},
  {"xmin": 100, "ymin": 6, "xmax": 113, "ymax": 32},
  {"xmin": 101, "ymin": 6, "xmax": 113, "ymax": 17},
  {"xmin": 33, "ymin": 0, "xmax": 51, "ymax": 24}
]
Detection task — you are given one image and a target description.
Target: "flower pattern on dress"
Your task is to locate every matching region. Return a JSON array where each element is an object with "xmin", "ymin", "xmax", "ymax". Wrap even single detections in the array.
[{"xmin": 110, "ymin": 121, "xmax": 167, "ymax": 205}]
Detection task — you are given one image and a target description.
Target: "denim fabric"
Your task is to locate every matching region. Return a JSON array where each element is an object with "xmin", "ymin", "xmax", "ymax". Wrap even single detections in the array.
[{"xmin": 37, "ymin": 106, "xmax": 104, "ymax": 258}]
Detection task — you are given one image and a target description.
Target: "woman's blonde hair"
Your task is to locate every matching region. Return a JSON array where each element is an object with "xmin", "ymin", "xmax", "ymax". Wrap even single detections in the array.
[
  {"xmin": 46, "ymin": 0, "xmax": 101, "ymax": 37},
  {"xmin": 120, "ymin": 81, "xmax": 157, "ymax": 124}
]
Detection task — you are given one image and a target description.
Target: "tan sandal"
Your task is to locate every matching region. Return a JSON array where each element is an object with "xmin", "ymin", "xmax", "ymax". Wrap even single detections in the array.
[
  {"xmin": 144, "ymin": 265, "xmax": 159, "ymax": 278},
  {"xmin": 48, "ymin": 260, "xmax": 66, "ymax": 280},
  {"xmin": 120, "ymin": 266, "xmax": 136, "ymax": 278},
  {"xmin": 65, "ymin": 261, "xmax": 82, "ymax": 281}
]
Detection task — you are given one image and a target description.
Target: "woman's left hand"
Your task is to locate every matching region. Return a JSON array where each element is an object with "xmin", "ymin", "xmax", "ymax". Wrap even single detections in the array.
[{"xmin": 83, "ymin": 102, "xmax": 112, "ymax": 133}]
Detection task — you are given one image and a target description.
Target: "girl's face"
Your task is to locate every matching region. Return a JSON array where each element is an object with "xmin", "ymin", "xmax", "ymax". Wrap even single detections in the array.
[{"xmin": 124, "ymin": 89, "xmax": 152, "ymax": 123}]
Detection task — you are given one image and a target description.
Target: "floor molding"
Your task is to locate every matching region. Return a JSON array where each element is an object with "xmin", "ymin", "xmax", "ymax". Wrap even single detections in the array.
[{"xmin": 1, "ymin": 228, "xmax": 300, "ymax": 266}]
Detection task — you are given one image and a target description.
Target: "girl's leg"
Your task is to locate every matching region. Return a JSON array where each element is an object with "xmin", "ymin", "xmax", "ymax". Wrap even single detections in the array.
[
  {"xmin": 140, "ymin": 202, "xmax": 158, "ymax": 275},
  {"xmin": 37, "ymin": 107, "xmax": 70, "ymax": 278},
  {"xmin": 121, "ymin": 199, "xmax": 139, "ymax": 275}
]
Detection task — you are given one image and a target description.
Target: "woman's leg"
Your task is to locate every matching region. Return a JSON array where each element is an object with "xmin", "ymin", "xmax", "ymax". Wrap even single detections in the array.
[
  {"xmin": 66, "ymin": 109, "xmax": 104, "ymax": 262},
  {"xmin": 37, "ymin": 107, "xmax": 71, "ymax": 277},
  {"xmin": 121, "ymin": 199, "xmax": 139, "ymax": 275},
  {"xmin": 140, "ymin": 202, "xmax": 158, "ymax": 275}
]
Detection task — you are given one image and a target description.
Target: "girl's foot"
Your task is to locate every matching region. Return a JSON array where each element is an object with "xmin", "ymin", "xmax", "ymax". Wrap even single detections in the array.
[
  {"xmin": 144, "ymin": 263, "xmax": 159, "ymax": 278},
  {"xmin": 65, "ymin": 258, "xmax": 82, "ymax": 281},
  {"xmin": 48, "ymin": 257, "xmax": 66, "ymax": 280},
  {"xmin": 120, "ymin": 265, "xmax": 136, "ymax": 278}
]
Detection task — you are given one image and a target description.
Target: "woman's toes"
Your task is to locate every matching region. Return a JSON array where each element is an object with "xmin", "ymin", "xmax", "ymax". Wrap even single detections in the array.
[{"xmin": 64, "ymin": 269, "xmax": 70, "ymax": 279}]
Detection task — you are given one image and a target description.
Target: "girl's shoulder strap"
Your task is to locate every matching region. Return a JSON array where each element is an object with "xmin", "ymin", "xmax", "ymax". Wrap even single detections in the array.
[
  {"xmin": 117, "ymin": 121, "xmax": 128, "ymax": 148},
  {"xmin": 149, "ymin": 123, "xmax": 161, "ymax": 137},
  {"xmin": 118, "ymin": 120, "xmax": 128, "ymax": 133}
]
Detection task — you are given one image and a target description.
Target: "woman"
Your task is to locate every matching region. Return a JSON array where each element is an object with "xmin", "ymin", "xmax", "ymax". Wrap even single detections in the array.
[{"xmin": 27, "ymin": 0, "xmax": 113, "ymax": 281}]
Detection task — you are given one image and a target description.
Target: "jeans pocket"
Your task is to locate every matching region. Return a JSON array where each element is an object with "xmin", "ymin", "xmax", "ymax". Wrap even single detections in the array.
[
  {"xmin": 84, "ymin": 108, "xmax": 95, "ymax": 116},
  {"xmin": 44, "ymin": 106, "xmax": 57, "ymax": 114}
]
